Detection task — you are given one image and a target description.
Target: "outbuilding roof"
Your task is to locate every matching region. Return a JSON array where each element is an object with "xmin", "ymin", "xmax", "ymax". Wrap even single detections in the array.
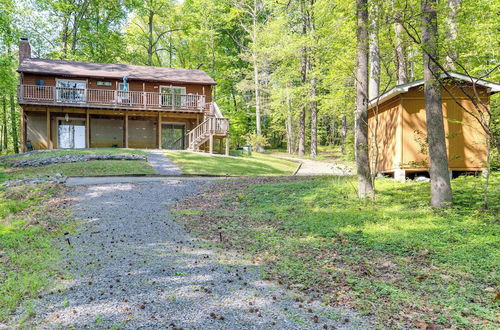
[
  {"xmin": 368, "ymin": 72, "xmax": 500, "ymax": 109},
  {"xmin": 17, "ymin": 58, "xmax": 216, "ymax": 85}
]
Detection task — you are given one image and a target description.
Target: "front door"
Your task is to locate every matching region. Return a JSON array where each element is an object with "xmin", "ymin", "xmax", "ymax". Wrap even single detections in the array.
[
  {"xmin": 161, "ymin": 124, "xmax": 185, "ymax": 150},
  {"xmin": 58, "ymin": 119, "xmax": 86, "ymax": 149}
]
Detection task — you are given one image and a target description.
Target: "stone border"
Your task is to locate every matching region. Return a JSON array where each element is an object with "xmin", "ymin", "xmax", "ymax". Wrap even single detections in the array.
[{"xmin": 12, "ymin": 154, "xmax": 146, "ymax": 167}]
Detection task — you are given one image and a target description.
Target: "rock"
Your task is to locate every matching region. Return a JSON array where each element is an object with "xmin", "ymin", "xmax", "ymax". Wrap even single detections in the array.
[
  {"xmin": 12, "ymin": 154, "xmax": 146, "ymax": 168},
  {"xmin": 415, "ymin": 176, "xmax": 430, "ymax": 182}
]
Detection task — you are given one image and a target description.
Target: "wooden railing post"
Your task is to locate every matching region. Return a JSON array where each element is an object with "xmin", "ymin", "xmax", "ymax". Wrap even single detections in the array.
[{"xmin": 143, "ymin": 91, "xmax": 147, "ymax": 108}]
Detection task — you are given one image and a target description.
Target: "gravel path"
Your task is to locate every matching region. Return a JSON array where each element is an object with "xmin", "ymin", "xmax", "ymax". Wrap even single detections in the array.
[
  {"xmin": 24, "ymin": 179, "xmax": 370, "ymax": 329},
  {"xmin": 146, "ymin": 150, "xmax": 183, "ymax": 175}
]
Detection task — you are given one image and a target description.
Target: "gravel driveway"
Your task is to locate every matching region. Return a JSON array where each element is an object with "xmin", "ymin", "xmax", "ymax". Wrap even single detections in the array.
[{"xmin": 25, "ymin": 179, "xmax": 369, "ymax": 329}]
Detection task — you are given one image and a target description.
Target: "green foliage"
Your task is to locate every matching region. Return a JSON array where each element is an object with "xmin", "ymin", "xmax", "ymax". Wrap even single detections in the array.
[
  {"xmin": 1, "ymin": 0, "xmax": 497, "ymax": 157},
  {"xmin": 0, "ymin": 184, "xmax": 73, "ymax": 321},
  {"xmin": 177, "ymin": 174, "xmax": 500, "ymax": 328},
  {"xmin": 244, "ymin": 132, "xmax": 268, "ymax": 151},
  {"xmin": 165, "ymin": 151, "xmax": 297, "ymax": 176},
  {"xmin": 0, "ymin": 149, "xmax": 154, "ymax": 179}
]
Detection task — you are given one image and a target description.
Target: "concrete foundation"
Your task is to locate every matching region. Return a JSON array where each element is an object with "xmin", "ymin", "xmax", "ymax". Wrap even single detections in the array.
[{"xmin": 394, "ymin": 169, "xmax": 406, "ymax": 182}]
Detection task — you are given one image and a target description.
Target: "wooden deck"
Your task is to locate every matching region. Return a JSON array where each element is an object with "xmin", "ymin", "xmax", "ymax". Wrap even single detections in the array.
[{"xmin": 18, "ymin": 85, "xmax": 207, "ymax": 113}]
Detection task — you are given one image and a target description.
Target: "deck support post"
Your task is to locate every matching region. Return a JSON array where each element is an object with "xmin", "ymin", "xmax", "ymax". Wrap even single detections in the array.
[
  {"xmin": 86, "ymin": 109, "xmax": 90, "ymax": 148},
  {"xmin": 46, "ymin": 108, "xmax": 52, "ymax": 149},
  {"xmin": 209, "ymin": 134, "xmax": 214, "ymax": 154},
  {"xmin": 20, "ymin": 107, "xmax": 25, "ymax": 152},
  {"xmin": 394, "ymin": 169, "xmax": 406, "ymax": 182},
  {"xmin": 225, "ymin": 134, "xmax": 229, "ymax": 156},
  {"xmin": 124, "ymin": 111, "xmax": 129, "ymax": 148},
  {"xmin": 157, "ymin": 112, "xmax": 162, "ymax": 149}
]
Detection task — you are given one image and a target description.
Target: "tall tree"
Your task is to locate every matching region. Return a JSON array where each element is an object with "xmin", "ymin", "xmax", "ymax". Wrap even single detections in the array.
[
  {"xmin": 421, "ymin": 0, "xmax": 452, "ymax": 207},
  {"xmin": 234, "ymin": 0, "xmax": 266, "ymax": 149},
  {"xmin": 297, "ymin": 0, "xmax": 308, "ymax": 157},
  {"xmin": 8, "ymin": 94, "xmax": 17, "ymax": 153},
  {"xmin": 309, "ymin": 0, "xmax": 318, "ymax": 157},
  {"xmin": 368, "ymin": 0, "xmax": 379, "ymax": 99},
  {"xmin": 355, "ymin": 0, "xmax": 374, "ymax": 198},
  {"xmin": 444, "ymin": 0, "xmax": 460, "ymax": 70},
  {"xmin": 393, "ymin": 0, "xmax": 407, "ymax": 84}
]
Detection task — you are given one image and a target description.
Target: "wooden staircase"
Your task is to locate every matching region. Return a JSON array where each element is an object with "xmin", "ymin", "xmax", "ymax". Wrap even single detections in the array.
[{"xmin": 187, "ymin": 103, "xmax": 229, "ymax": 154}]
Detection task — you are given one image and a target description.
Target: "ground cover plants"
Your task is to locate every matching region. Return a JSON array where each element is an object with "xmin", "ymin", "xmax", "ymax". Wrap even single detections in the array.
[{"xmin": 174, "ymin": 174, "xmax": 500, "ymax": 328}]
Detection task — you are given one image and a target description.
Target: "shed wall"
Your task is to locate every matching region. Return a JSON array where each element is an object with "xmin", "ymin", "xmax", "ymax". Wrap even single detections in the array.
[
  {"xmin": 368, "ymin": 84, "xmax": 489, "ymax": 173},
  {"xmin": 368, "ymin": 97, "xmax": 402, "ymax": 172},
  {"xmin": 401, "ymin": 87, "xmax": 488, "ymax": 170}
]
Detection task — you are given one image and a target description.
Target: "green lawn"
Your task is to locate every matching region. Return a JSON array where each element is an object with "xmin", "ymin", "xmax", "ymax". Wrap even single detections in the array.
[
  {"xmin": 0, "ymin": 148, "xmax": 155, "ymax": 322},
  {"xmin": 0, "ymin": 149, "xmax": 154, "ymax": 182},
  {"xmin": 5, "ymin": 160, "xmax": 155, "ymax": 179},
  {"xmin": 266, "ymin": 145, "xmax": 355, "ymax": 166},
  {"xmin": 0, "ymin": 183, "xmax": 74, "ymax": 322},
  {"xmin": 174, "ymin": 174, "xmax": 500, "ymax": 328},
  {"xmin": 165, "ymin": 151, "xmax": 298, "ymax": 176}
]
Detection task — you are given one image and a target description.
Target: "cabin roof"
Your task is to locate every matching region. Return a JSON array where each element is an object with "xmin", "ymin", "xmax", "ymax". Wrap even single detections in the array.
[
  {"xmin": 368, "ymin": 72, "xmax": 500, "ymax": 109},
  {"xmin": 17, "ymin": 58, "xmax": 216, "ymax": 85}
]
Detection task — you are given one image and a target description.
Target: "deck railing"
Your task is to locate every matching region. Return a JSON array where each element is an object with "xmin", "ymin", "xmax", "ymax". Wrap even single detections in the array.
[
  {"xmin": 187, "ymin": 117, "xmax": 229, "ymax": 150},
  {"xmin": 18, "ymin": 85, "xmax": 206, "ymax": 112}
]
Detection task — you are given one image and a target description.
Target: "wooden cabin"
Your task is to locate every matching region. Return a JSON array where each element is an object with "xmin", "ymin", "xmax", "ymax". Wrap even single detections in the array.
[
  {"xmin": 17, "ymin": 38, "xmax": 229, "ymax": 154},
  {"xmin": 368, "ymin": 73, "xmax": 500, "ymax": 180}
]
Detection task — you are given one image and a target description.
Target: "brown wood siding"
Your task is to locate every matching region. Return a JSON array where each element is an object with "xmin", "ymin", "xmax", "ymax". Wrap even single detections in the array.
[
  {"xmin": 21, "ymin": 73, "xmax": 212, "ymax": 101},
  {"xmin": 26, "ymin": 112, "xmax": 48, "ymax": 149},
  {"xmin": 401, "ymin": 86, "xmax": 488, "ymax": 171},
  {"xmin": 368, "ymin": 97, "xmax": 401, "ymax": 172},
  {"xmin": 368, "ymin": 84, "xmax": 488, "ymax": 173},
  {"xmin": 24, "ymin": 107, "xmax": 202, "ymax": 150}
]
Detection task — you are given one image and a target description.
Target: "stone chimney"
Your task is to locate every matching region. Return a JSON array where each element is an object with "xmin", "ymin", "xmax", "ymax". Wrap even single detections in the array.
[{"xmin": 19, "ymin": 38, "xmax": 31, "ymax": 64}]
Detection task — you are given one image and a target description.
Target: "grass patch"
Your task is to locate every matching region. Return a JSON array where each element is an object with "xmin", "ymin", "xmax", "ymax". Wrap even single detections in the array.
[
  {"xmin": 4, "ymin": 160, "xmax": 155, "ymax": 179},
  {"xmin": 0, "ymin": 148, "xmax": 154, "ymax": 182},
  {"xmin": 174, "ymin": 174, "xmax": 499, "ymax": 328},
  {"xmin": 165, "ymin": 151, "xmax": 297, "ymax": 176},
  {"xmin": 266, "ymin": 145, "xmax": 355, "ymax": 166},
  {"xmin": 0, "ymin": 183, "xmax": 74, "ymax": 322},
  {"xmin": 2, "ymin": 148, "xmax": 147, "ymax": 163}
]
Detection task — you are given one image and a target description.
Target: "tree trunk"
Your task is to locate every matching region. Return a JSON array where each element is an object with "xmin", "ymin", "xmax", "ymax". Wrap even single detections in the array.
[
  {"xmin": 286, "ymin": 88, "xmax": 293, "ymax": 154},
  {"xmin": 393, "ymin": 0, "xmax": 408, "ymax": 84},
  {"xmin": 252, "ymin": 0, "xmax": 263, "ymax": 151},
  {"xmin": 309, "ymin": 0, "xmax": 317, "ymax": 158},
  {"xmin": 368, "ymin": 0, "xmax": 380, "ymax": 100},
  {"xmin": 421, "ymin": 0, "xmax": 453, "ymax": 207},
  {"xmin": 9, "ymin": 94, "xmax": 18, "ymax": 153},
  {"xmin": 298, "ymin": 107, "xmax": 306, "ymax": 156},
  {"xmin": 147, "ymin": 10, "xmax": 154, "ymax": 66},
  {"xmin": 310, "ymin": 75, "xmax": 317, "ymax": 157},
  {"xmin": 444, "ymin": 0, "xmax": 460, "ymax": 70},
  {"xmin": 298, "ymin": 0, "xmax": 308, "ymax": 157},
  {"xmin": 330, "ymin": 119, "xmax": 336, "ymax": 145},
  {"xmin": 2, "ymin": 96, "xmax": 8, "ymax": 151},
  {"xmin": 356, "ymin": 0, "xmax": 374, "ymax": 198},
  {"xmin": 341, "ymin": 115, "xmax": 347, "ymax": 154}
]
